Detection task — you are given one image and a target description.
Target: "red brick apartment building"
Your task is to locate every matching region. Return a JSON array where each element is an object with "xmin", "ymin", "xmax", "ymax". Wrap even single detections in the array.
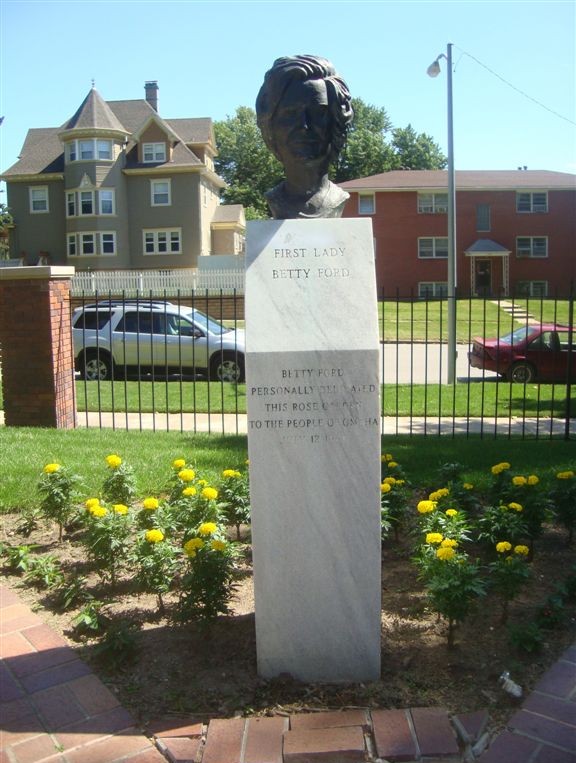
[{"xmin": 340, "ymin": 170, "xmax": 576, "ymax": 298}]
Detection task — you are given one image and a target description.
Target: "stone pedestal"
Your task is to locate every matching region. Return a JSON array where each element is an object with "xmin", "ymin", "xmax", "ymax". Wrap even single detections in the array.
[
  {"xmin": 0, "ymin": 267, "xmax": 76, "ymax": 428},
  {"xmin": 245, "ymin": 219, "xmax": 381, "ymax": 682}
]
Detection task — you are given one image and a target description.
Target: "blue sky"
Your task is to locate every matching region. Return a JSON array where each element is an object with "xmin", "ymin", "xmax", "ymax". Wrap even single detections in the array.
[{"xmin": 1, "ymin": 0, "xmax": 575, "ymax": 187}]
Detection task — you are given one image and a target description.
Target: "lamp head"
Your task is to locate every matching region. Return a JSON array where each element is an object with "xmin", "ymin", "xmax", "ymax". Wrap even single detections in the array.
[{"xmin": 427, "ymin": 59, "xmax": 441, "ymax": 78}]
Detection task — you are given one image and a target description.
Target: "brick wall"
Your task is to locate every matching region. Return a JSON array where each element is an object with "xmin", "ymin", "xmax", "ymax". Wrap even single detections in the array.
[{"xmin": 0, "ymin": 268, "xmax": 76, "ymax": 428}]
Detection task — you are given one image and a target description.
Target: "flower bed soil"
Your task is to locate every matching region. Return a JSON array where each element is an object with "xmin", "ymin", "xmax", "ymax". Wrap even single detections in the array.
[{"xmin": 2, "ymin": 514, "xmax": 575, "ymax": 733}]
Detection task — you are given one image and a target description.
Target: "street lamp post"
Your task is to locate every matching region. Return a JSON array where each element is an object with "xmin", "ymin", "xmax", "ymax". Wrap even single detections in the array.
[{"xmin": 428, "ymin": 43, "xmax": 457, "ymax": 385}]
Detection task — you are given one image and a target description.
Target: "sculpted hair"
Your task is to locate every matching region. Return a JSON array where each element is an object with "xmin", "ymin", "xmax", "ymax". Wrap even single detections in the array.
[{"xmin": 256, "ymin": 54, "xmax": 354, "ymax": 163}]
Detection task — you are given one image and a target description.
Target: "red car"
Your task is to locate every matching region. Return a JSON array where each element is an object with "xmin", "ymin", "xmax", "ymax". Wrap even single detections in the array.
[{"xmin": 468, "ymin": 323, "xmax": 575, "ymax": 383}]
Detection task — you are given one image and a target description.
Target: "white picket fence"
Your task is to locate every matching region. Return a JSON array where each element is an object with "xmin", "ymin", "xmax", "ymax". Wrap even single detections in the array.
[{"xmin": 71, "ymin": 268, "xmax": 245, "ymax": 296}]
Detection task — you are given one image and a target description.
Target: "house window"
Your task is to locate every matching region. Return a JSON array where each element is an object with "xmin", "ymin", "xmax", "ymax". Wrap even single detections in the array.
[
  {"xmin": 100, "ymin": 232, "xmax": 116, "ymax": 255},
  {"xmin": 143, "ymin": 142, "xmax": 166, "ymax": 162},
  {"xmin": 67, "ymin": 234, "xmax": 76, "ymax": 257},
  {"xmin": 66, "ymin": 192, "xmax": 76, "ymax": 217},
  {"xmin": 418, "ymin": 193, "xmax": 448, "ymax": 213},
  {"xmin": 66, "ymin": 142, "xmax": 77, "ymax": 162},
  {"xmin": 80, "ymin": 191, "xmax": 94, "ymax": 215},
  {"xmin": 516, "ymin": 236, "xmax": 548, "ymax": 258},
  {"xmin": 418, "ymin": 237, "xmax": 448, "ymax": 258},
  {"xmin": 80, "ymin": 233, "xmax": 95, "ymax": 255},
  {"xmin": 418, "ymin": 282, "xmax": 448, "ymax": 298},
  {"xmin": 143, "ymin": 228, "xmax": 182, "ymax": 254},
  {"xmin": 516, "ymin": 192, "xmax": 548, "ymax": 213},
  {"xmin": 516, "ymin": 280, "xmax": 548, "ymax": 297},
  {"xmin": 99, "ymin": 189, "xmax": 115, "ymax": 215},
  {"xmin": 358, "ymin": 194, "xmax": 375, "ymax": 215},
  {"xmin": 29, "ymin": 186, "xmax": 49, "ymax": 213},
  {"xmin": 97, "ymin": 140, "xmax": 112, "ymax": 160},
  {"xmin": 79, "ymin": 140, "xmax": 95, "ymax": 160},
  {"xmin": 476, "ymin": 204, "xmax": 491, "ymax": 232},
  {"xmin": 151, "ymin": 179, "xmax": 171, "ymax": 206}
]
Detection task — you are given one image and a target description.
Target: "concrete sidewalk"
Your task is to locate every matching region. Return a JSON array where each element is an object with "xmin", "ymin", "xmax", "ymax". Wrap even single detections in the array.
[{"xmin": 2, "ymin": 583, "xmax": 575, "ymax": 762}]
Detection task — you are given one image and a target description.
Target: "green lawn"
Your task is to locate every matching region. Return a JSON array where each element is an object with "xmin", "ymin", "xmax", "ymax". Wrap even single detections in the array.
[{"xmin": 0, "ymin": 427, "xmax": 574, "ymax": 512}]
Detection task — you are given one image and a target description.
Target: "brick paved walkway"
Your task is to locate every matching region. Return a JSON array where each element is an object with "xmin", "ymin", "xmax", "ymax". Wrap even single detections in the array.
[{"xmin": 1, "ymin": 584, "xmax": 575, "ymax": 762}]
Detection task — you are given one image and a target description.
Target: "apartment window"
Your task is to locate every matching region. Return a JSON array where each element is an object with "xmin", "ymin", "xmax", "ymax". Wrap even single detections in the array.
[
  {"xmin": 143, "ymin": 142, "xmax": 166, "ymax": 162},
  {"xmin": 516, "ymin": 280, "xmax": 548, "ymax": 297},
  {"xmin": 67, "ymin": 234, "xmax": 76, "ymax": 257},
  {"xmin": 143, "ymin": 228, "xmax": 181, "ymax": 254},
  {"xmin": 516, "ymin": 192, "xmax": 548, "ymax": 213},
  {"xmin": 418, "ymin": 193, "xmax": 448, "ymax": 213},
  {"xmin": 476, "ymin": 204, "xmax": 491, "ymax": 232},
  {"xmin": 358, "ymin": 194, "xmax": 375, "ymax": 215},
  {"xmin": 80, "ymin": 233, "xmax": 95, "ymax": 255},
  {"xmin": 100, "ymin": 232, "xmax": 116, "ymax": 255},
  {"xmin": 418, "ymin": 237, "xmax": 448, "ymax": 259},
  {"xmin": 66, "ymin": 192, "xmax": 76, "ymax": 217},
  {"xmin": 419, "ymin": 281, "xmax": 448, "ymax": 298},
  {"xmin": 29, "ymin": 186, "xmax": 49, "ymax": 213},
  {"xmin": 80, "ymin": 191, "xmax": 94, "ymax": 215},
  {"xmin": 151, "ymin": 179, "xmax": 171, "ymax": 206},
  {"xmin": 99, "ymin": 189, "xmax": 115, "ymax": 215},
  {"xmin": 516, "ymin": 236, "xmax": 548, "ymax": 258}
]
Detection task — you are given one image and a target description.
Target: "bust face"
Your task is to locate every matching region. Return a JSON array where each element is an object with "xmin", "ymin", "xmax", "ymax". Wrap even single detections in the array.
[{"xmin": 270, "ymin": 78, "xmax": 332, "ymax": 167}]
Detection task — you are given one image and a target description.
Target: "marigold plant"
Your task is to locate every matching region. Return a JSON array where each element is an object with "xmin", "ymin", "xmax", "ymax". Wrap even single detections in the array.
[{"xmin": 37, "ymin": 463, "xmax": 80, "ymax": 541}]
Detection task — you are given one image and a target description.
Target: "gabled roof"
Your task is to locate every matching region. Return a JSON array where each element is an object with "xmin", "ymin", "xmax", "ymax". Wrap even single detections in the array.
[
  {"xmin": 3, "ymin": 130, "xmax": 63, "ymax": 177},
  {"xmin": 167, "ymin": 118, "xmax": 215, "ymax": 147},
  {"xmin": 340, "ymin": 170, "xmax": 576, "ymax": 192},
  {"xmin": 124, "ymin": 140, "xmax": 204, "ymax": 170},
  {"xmin": 60, "ymin": 88, "xmax": 128, "ymax": 135}
]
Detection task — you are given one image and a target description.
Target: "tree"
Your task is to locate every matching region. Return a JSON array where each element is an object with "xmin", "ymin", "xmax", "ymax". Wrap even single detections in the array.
[
  {"xmin": 214, "ymin": 107, "xmax": 283, "ymax": 219},
  {"xmin": 214, "ymin": 99, "xmax": 446, "ymax": 217},
  {"xmin": 0, "ymin": 203, "xmax": 13, "ymax": 259}
]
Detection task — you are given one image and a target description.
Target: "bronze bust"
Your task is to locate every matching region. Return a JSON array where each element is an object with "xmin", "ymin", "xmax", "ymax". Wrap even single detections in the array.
[{"xmin": 256, "ymin": 55, "xmax": 354, "ymax": 219}]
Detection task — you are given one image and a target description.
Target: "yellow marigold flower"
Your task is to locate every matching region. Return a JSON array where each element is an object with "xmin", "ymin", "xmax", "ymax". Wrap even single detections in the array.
[
  {"xmin": 508, "ymin": 502, "xmax": 523, "ymax": 512},
  {"xmin": 387, "ymin": 461, "xmax": 398, "ymax": 469},
  {"xmin": 527, "ymin": 475, "xmax": 539, "ymax": 486},
  {"xmin": 382, "ymin": 453, "xmax": 394, "ymax": 462},
  {"xmin": 496, "ymin": 541, "xmax": 512, "ymax": 553},
  {"xmin": 85, "ymin": 498, "xmax": 100, "ymax": 509},
  {"xmin": 396, "ymin": 479, "xmax": 405, "ymax": 486},
  {"xmin": 491, "ymin": 462, "xmax": 511, "ymax": 475},
  {"xmin": 445, "ymin": 509, "xmax": 458, "ymax": 517},
  {"xmin": 512, "ymin": 475, "xmax": 527, "ymax": 486},
  {"xmin": 514, "ymin": 545, "xmax": 530, "ymax": 556},
  {"xmin": 426, "ymin": 532, "xmax": 443, "ymax": 545},
  {"xmin": 198, "ymin": 522, "xmax": 218, "ymax": 536},
  {"xmin": 201, "ymin": 487, "xmax": 218, "ymax": 501},
  {"xmin": 178, "ymin": 469, "xmax": 196, "ymax": 483},
  {"xmin": 380, "ymin": 482, "xmax": 392, "ymax": 494},
  {"xmin": 429, "ymin": 488, "xmax": 450, "ymax": 501},
  {"xmin": 43, "ymin": 463, "xmax": 61, "ymax": 474},
  {"xmin": 105, "ymin": 454, "xmax": 122, "ymax": 469},
  {"xmin": 183, "ymin": 538, "xmax": 204, "ymax": 556},
  {"xmin": 90, "ymin": 505, "xmax": 108, "ymax": 518},
  {"xmin": 182, "ymin": 486, "xmax": 197, "ymax": 497},
  {"xmin": 112, "ymin": 504, "xmax": 128, "ymax": 515},
  {"xmin": 441, "ymin": 538, "xmax": 459, "ymax": 548},
  {"xmin": 556, "ymin": 470, "xmax": 575, "ymax": 480},
  {"xmin": 172, "ymin": 458, "xmax": 186, "ymax": 470},
  {"xmin": 463, "ymin": 483, "xmax": 474, "ymax": 490},
  {"xmin": 417, "ymin": 500, "xmax": 436, "ymax": 514},
  {"xmin": 145, "ymin": 529, "xmax": 164, "ymax": 543},
  {"xmin": 211, "ymin": 539, "xmax": 227, "ymax": 552},
  {"xmin": 382, "ymin": 476, "xmax": 396, "ymax": 485},
  {"xmin": 437, "ymin": 546, "xmax": 456, "ymax": 561},
  {"xmin": 142, "ymin": 497, "xmax": 159, "ymax": 511},
  {"xmin": 222, "ymin": 469, "xmax": 241, "ymax": 479},
  {"xmin": 197, "ymin": 479, "xmax": 208, "ymax": 487}
]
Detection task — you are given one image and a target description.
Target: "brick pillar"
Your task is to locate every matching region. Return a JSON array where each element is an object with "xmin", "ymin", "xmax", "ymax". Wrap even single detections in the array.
[{"xmin": 0, "ymin": 267, "xmax": 76, "ymax": 428}]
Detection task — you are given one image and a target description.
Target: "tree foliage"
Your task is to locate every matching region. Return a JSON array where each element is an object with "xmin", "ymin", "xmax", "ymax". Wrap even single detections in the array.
[
  {"xmin": 0, "ymin": 203, "xmax": 13, "ymax": 259},
  {"xmin": 214, "ymin": 99, "xmax": 447, "ymax": 218}
]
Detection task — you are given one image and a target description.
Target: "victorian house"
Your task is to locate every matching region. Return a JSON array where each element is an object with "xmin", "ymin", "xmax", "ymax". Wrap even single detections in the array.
[{"xmin": 1, "ymin": 82, "xmax": 245, "ymax": 269}]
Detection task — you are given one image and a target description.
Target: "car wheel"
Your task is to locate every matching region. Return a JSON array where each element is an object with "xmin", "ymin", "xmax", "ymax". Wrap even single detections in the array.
[
  {"xmin": 210, "ymin": 352, "xmax": 245, "ymax": 383},
  {"xmin": 508, "ymin": 361, "xmax": 536, "ymax": 384},
  {"xmin": 79, "ymin": 351, "xmax": 114, "ymax": 381}
]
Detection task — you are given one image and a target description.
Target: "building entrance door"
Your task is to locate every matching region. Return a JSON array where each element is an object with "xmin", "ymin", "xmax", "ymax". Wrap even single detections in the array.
[{"xmin": 476, "ymin": 259, "xmax": 492, "ymax": 296}]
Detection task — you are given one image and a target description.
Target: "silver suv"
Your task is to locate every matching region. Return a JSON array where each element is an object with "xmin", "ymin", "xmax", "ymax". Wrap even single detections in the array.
[{"xmin": 72, "ymin": 300, "xmax": 245, "ymax": 382}]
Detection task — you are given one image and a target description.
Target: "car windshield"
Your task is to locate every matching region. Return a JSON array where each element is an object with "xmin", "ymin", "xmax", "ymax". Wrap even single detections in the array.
[
  {"xmin": 186, "ymin": 309, "xmax": 229, "ymax": 336},
  {"xmin": 498, "ymin": 325, "xmax": 542, "ymax": 345}
]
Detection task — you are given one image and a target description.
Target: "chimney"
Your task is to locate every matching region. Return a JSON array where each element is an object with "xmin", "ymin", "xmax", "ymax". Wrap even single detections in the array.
[{"xmin": 145, "ymin": 81, "xmax": 159, "ymax": 112}]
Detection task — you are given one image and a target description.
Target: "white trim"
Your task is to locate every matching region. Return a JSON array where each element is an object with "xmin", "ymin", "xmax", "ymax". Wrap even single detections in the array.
[
  {"xmin": 29, "ymin": 185, "xmax": 49, "ymax": 213},
  {"xmin": 358, "ymin": 193, "xmax": 375, "ymax": 215},
  {"xmin": 142, "ymin": 227, "xmax": 182, "ymax": 255},
  {"xmin": 143, "ymin": 142, "xmax": 167, "ymax": 163},
  {"xmin": 150, "ymin": 178, "xmax": 171, "ymax": 206}
]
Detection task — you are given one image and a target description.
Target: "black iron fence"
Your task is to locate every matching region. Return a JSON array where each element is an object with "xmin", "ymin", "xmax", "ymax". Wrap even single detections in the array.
[{"xmin": 71, "ymin": 289, "xmax": 575, "ymax": 439}]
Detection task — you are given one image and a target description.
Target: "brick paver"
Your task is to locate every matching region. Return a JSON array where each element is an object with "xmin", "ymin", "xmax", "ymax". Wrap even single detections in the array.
[{"xmin": 2, "ymin": 584, "xmax": 575, "ymax": 763}]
